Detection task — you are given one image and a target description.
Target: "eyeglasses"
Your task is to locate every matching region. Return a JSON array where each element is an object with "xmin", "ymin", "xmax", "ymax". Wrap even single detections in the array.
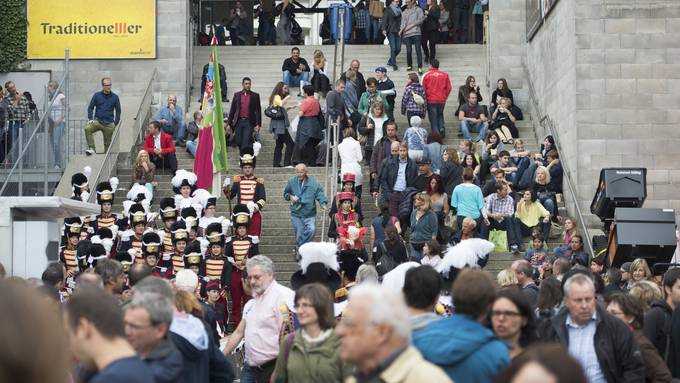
[
  {"xmin": 102, "ymin": 83, "xmax": 112, "ymax": 86},
  {"xmin": 490, "ymin": 310, "xmax": 522, "ymax": 318},
  {"xmin": 294, "ymin": 302, "xmax": 314, "ymax": 310}
]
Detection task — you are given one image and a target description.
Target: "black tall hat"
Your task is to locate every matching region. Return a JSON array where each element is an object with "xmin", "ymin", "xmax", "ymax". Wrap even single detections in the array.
[
  {"xmin": 171, "ymin": 220, "xmax": 189, "ymax": 245},
  {"xmin": 184, "ymin": 241, "xmax": 202, "ymax": 268},
  {"xmin": 71, "ymin": 172, "xmax": 89, "ymax": 197},
  {"xmin": 181, "ymin": 206, "xmax": 199, "ymax": 230},
  {"xmin": 205, "ymin": 222, "xmax": 225, "ymax": 247},
  {"xmin": 159, "ymin": 197, "xmax": 178, "ymax": 221},
  {"xmin": 142, "ymin": 232, "xmax": 162, "ymax": 257},
  {"xmin": 231, "ymin": 204, "xmax": 251, "ymax": 228},
  {"xmin": 128, "ymin": 203, "xmax": 147, "ymax": 226},
  {"xmin": 64, "ymin": 217, "xmax": 83, "ymax": 238},
  {"xmin": 290, "ymin": 242, "xmax": 341, "ymax": 292},
  {"xmin": 96, "ymin": 181, "xmax": 115, "ymax": 205}
]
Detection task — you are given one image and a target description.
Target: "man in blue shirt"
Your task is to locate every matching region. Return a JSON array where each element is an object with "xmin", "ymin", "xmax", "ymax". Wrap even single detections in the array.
[
  {"xmin": 283, "ymin": 163, "xmax": 328, "ymax": 258},
  {"xmin": 156, "ymin": 94, "xmax": 186, "ymax": 146},
  {"xmin": 85, "ymin": 77, "xmax": 121, "ymax": 155}
]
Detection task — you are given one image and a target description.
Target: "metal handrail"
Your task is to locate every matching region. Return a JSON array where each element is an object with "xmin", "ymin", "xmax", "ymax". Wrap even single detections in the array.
[
  {"xmin": 87, "ymin": 69, "xmax": 158, "ymax": 203},
  {"xmin": 521, "ymin": 62, "xmax": 595, "ymax": 258},
  {"xmin": 0, "ymin": 51, "xmax": 69, "ymax": 196}
]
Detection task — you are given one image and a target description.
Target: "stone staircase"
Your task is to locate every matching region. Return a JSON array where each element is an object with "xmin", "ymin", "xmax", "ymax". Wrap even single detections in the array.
[{"xmin": 110, "ymin": 44, "xmax": 564, "ymax": 284}]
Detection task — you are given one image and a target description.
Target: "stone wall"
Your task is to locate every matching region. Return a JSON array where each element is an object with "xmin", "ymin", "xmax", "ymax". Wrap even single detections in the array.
[
  {"xmin": 25, "ymin": 0, "xmax": 190, "ymax": 120},
  {"xmin": 491, "ymin": 0, "xmax": 680, "ymax": 225}
]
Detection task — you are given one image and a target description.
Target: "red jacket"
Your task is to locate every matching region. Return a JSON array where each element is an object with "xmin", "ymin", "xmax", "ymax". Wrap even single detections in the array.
[
  {"xmin": 143, "ymin": 132, "xmax": 176, "ymax": 157},
  {"xmin": 421, "ymin": 68, "xmax": 452, "ymax": 104}
]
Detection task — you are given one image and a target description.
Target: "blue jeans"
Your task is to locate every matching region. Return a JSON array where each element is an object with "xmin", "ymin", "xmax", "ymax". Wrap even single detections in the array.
[
  {"xmin": 367, "ymin": 17, "xmax": 381, "ymax": 42},
  {"xmin": 291, "ymin": 215, "xmax": 316, "ymax": 250},
  {"xmin": 409, "ymin": 243, "xmax": 424, "ymax": 262},
  {"xmin": 541, "ymin": 197, "xmax": 557, "ymax": 216},
  {"xmin": 460, "ymin": 120, "xmax": 488, "ymax": 142},
  {"xmin": 403, "ymin": 35, "xmax": 423, "ymax": 68},
  {"xmin": 387, "ymin": 32, "xmax": 401, "ymax": 66},
  {"xmin": 51, "ymin": 121, "xmax": 65, "ymax": 167},
  {"xmin": 161, "ymin": 122, "xmax": 186, "ymax": 141},
  {"xmin": 239, "ymin": 365, "xmax": 257, "ymax": 383},
  {"xmin": 512, "ymin": 157, "xmax": 530, "ymax": 185},
  {"xmin": 518, "ymin": 162, "xmax": 538, "ymax": 190},
  {"xmin": 283, "ymin": 71, "xmax": 310, "ymax": 88},
  {"xmin": 185, "ymin": 140, "xmax": 197, "ymax": 157},
  {"xmin": 8, "ymin": 121, "xmax": 24, "ymax": 163},
  {"xmin": 427, "ymin": 103, "xmax": 445, "ymax": 135}
]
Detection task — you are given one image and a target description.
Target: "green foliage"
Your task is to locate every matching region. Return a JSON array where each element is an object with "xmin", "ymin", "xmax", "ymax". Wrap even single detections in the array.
[{"xmin": 0, "ymin": 0, "xmax": 27, "ymax": 72}]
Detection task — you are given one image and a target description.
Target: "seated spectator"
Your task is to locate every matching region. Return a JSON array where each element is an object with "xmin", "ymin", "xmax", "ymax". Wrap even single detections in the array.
[
  {"xmin": 509, "ymin": 140, "xmax": 531, "ymax": 187},
  {"xmin": 375, "ymin": 225, "xmax": 408, "ymax": 276},
  {"xmin": 482, "ymin": 168, "xmax": 508, "ymax": 197},
  {"xmin": 281, "ymin": 47, "xmax": 310, "ymax": 93},
  {"xmin": 132, "ymin": 150, "xmax": 156, "ymax": 195},
  {"xmin": 143, "ymin": 121, "xmax": 178, "ymax": 175},
  {"xmin": 156, "ymin": 94, "xmax": 186, "ymax": 145},
  {"xmin": 450, "ymin": 168, "xmax": 484, "ymax": 230},
  {"xmin": 491, "ymin": 287, "xmax": 538, "ymax": 359},
  {"xmin": 489, "ymin": 78, "xmax": 514, "ymax": 116},
  {"xmin": 560, "ymin": 234, "xmax": 588, "ymax": 267},
  {"xmin": 358, "ymin": 77, "xmax": 390, "ymax": 116},
  {"xmin": 358, "ymin": 101, "xmax": 390, "ymax": 165},
  {"xmin": 489, "ymin": 150, "xmax": 518, "ymax": 185},
  {"xmin": 404, "ymin": 116, "xmax": 427, "ymax": 162},
  {"xmin": 479, "ymin": 131, "xmax": 505, "ymax": 181},
  {"xmin": 490, "ymin": 97, "xmax": 519, "ymax": 143},
  {"xmin": 481, "ymin": 182, "xmax": 522, "ymax": 253},
  {"xmin": 497, "ymin": 268, "xmax": 518, "ymax": 288},
  {"xmin": 605, "ymin": 293, "xmax": 673, "ymax": 383},
  {"xmin": 524, "ymin": 235, "xmax": 548, "ymax": 269},
  {"xmin": 414, "ymin": 269, "xmax": 510, "ymax": 382},
  {"xmin": 423, "ymin": 131, "xmax": 445, "ymax": 173},
  {"xmin": 553, "ymin": 217, "xmax": 577, "ymax": 257},
  {"xmin": 529, "ymin": 166, "xmax": 558, "ymax": 217},
  {"xmin": 457, "ymin": 156, "xmax": 480, "ymax": 189},
  {"xmin": 457, "ymin": 75, "xmax": 483, "ymax": 112},
  {"xmin": 458, "ymin": 91, "xmax": 488, "ymax": 142},
  {"xmin": 514, "ymin": 189, "xmax": 550, "ymax": 241},
  {"xmin": 421, "ymin": 240, "xmax": 442, "ymax": 268},
  {"xmin": 409, "ymin": 193, "xmax": 439, "ymax": 261},
  {"xmin": 404, "ymin": 266, "xmax": 443, "ymax": 333},
  {"xmin": 450, "ymin": 216, "xmax": 479, "ymax": 244},
  {"xmin": 644, "ymin": 268, "xmax": 680, "ymax": 364},
  {"xmin": 545, "ymin": 150, "xmax": 563, "ymax": 193},
  {"xmin": 457, "ymin": 139, "xmax": 479, "ymax": 165},
  {"xmin": 401, "ymin": 72, "xmax": 428, "ymax": 121},
  {"xmin": 310, "ymin": 49, "xmax": 331, "ymax": 96},
  {"xmin": 438, "ymin": 148, "xmax": 463, "ymax": 197},
  {"xmin": 184, "ymin": 111, "xmax": 201, "ymax": 157}
]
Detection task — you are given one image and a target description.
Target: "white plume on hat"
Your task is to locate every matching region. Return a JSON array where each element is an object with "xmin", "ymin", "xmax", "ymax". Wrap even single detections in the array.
[
  {"xmin": 83, "ymin": 166, "xmax": 92, "ymax": 179},
  {"xmin": 298, "ymin": 242, "xmax": 340, "ymax": 274},
  {"xmin": 109, "ymin": 177, "xmax": 120, "ymax": 192},
  {"xmin": 192, "ymin": 188, "xmax": 213, "ymax": 208},
  {"xmin": 381, "ymin": 262, "xmax": 421, "ymax": 291},
  {"xmin": 127, "ymin": 183, "xmax": 153, "ymax": 202},
  {"xmin": 437, "ymin": 238, "xmax": 495, "ymax": 275},
  {"xmin": 172, "ymin": 169, "xmax": 197, "ymax": 188},
  {"xmin": 253, "ymin": 141, "xmax": 262, "ymax": 157}
]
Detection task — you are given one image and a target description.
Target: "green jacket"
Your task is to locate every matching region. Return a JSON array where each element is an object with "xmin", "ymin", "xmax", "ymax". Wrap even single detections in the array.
[
  {"xmin": 272, "ymin": 329, "xmax": 351, "ymax": 383},
  {"xmin": 358, "ymin": 91, "xmax": 390, "ymax": 116}
]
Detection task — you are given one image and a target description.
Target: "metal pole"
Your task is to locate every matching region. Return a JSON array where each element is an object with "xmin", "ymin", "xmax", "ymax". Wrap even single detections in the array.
[
  {"xmin": 338, "ymin": 7, "xmax": 346, "ymax": 74},
  {"xmin": 18, "ymin": 127, "xmax": 23, "ymax": 196},
  {"xmin": 43, "ymin": 85, "xmax": 49, "ymax": 195},
  {"xmin": 64, "ymin": 49, "xmax": 70, "ymax": 162},
  {"xmin": 332, "ymin": 23, "xmax": 339, "ymax": 82}
]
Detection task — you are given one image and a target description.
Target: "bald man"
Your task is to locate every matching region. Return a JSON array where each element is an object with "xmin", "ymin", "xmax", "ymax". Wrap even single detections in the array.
[
  {"xmin": 156, "ymin": 94, "xmax": 186, "ymax": 146},
  {"xmin": 283, "ymin": 164, "xmax": 328, "ymax": 257}
]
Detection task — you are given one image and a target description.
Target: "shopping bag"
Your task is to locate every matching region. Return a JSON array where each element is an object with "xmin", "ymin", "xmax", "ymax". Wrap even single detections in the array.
[
  {"xmin": 489, "ymin": 229, "xmax": 508, "ymax": 253},
  {"xmin": 288, "ymin": 116, "xmax": 299, "ymax": 143}
]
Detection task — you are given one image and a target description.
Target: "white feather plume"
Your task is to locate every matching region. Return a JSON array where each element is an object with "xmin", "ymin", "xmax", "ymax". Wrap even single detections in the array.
[
  {"xmin": 90, "ymin": 235, "xmax": 103, "ymax": 245},
  {"xmin": 140, "ymin": 199, "xmax": 151, "ymax": 213},
  {"xmin": 110, "ymin": 225, "xmax": 119, "ymax": 239},
  {"xmin": 127, "ymin": 183, "xmax": 152, "ymax": 202},
  {"xmin": 437, "ymin": 239, "xmax": 496, "ymax": 275},
  {"xmin": 199, "ymin": 238, "xmax": 209, "ymax": 255},
  {"xmin": 253, "ymin": 141, "xmax": 262, "ymax": 157},
  {"xmin": 109, "ymin": 177, "xmax": 119, "ymax": 191},
  {"xmin": 102, "ymin": 238, "xmax": 113, "ymax": 255},
  {"xmin": 83, "ymin": 166, "xmax": 92, "ymax": 179},
  {"xmin": 298, "ymin": 242, "xmax": 340, "ymax": 274},
  {"xmin": 381, "ymin": 262, "xmax": 421, "ymax": 291},
  {"xmin": 192, "ymin": 188, "xmax": 213, "ymax": 208},
  {"xmin": 80, "ymin": 191, "xmax": 90, "ymax": 202},
  {"xmin": 171, "ymin": 169, "xmax": 197, "ymax": 188},
  {"xmin": 122, "ymin": 200, "xmax": 134, "ymax": 216},
  {"xmin": 120, "ymin": 229, "xmax": 134, "ymax": 241}
]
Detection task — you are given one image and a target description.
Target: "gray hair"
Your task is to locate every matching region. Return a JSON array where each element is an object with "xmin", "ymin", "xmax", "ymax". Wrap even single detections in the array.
[
  {"xmin": 349, "ymin": 283, "xmax": 411, "ymax": 340},
  {"xmin": 126, "ymin": 292, "xmax": 174, "ymax": 327},
  {"xmin": 356, "ymin": 264, "xmax": 379, "ymax": 284},
  {"xmin": 563, "ymin": 273, "xmax": 595, "ymax": 298},
  {"xmin": 134, "ymin": 276, "xmax": 174, "ymax": 300},
  {"xmin": 247, "ymin": 255, "xmax": 274, "ymax": 275}
]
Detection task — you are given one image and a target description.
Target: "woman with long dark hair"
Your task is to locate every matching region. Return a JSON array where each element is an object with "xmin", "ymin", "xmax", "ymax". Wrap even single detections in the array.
[
  {"xmin": 269, "ymin": 81, "xmax": 295, "ymax": 167},
  {"xmin": 439, "ymin": 148, "xmax": 463, "ymax": 198},
  {"xmin": 457, "ymin": 75, "xmax": 483, "ymax": 110},
  {"xmin": 479, "ymin": 130, "xmax": 504, "ymax": 181},
  {"xmin": 369, "ymin": 205, "xmax": 400, "ymax": 258},
  {"xmin": 375, "ymin": 225, "xmax": 408, "ymax": 275},
  {"xmin": 426, "ymin": 174, "xmax": 448, "ymax": 242},
  {"xmin": 490, "ymin": 287, "xmax": 538, "ymax": 359},
  {"xmin": 490, "ymin": 78, "xmax": 513, "ymax": 115}
]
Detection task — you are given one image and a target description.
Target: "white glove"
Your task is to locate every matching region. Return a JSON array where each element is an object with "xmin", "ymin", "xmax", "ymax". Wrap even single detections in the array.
[
  {"xmin": 246, "ymin": 201, "xmax": 257, "ymax": 215},
  {"xmin": 81, "ymin": 191, "xmax": 90, "ymax": 202},
  {"xmin": 224, "ymin": 177, "xmax": 231, "ymax": 187}
]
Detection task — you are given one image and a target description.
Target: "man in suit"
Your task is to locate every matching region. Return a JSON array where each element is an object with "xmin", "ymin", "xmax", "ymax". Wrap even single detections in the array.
[
  {"xmin": 227, "ymin": 77, "xmax": 262, "ymax": 155},
  {"xmin": 143, "ymin": 120, "xmax": 178, "ymax": 174}
]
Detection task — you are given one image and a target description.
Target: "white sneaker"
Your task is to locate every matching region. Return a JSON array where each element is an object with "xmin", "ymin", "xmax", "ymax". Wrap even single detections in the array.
[{"xmin": 85, "ymin": 149, "xmax": 95, "ymax": 156}]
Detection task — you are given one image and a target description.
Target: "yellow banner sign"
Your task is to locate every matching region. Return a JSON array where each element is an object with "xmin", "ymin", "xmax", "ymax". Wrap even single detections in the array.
[{"xmin": 27, "ymin": 0, "xmax": 156, "ymax": 59}]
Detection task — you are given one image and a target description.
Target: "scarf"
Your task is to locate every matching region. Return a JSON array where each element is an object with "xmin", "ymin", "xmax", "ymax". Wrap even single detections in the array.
[{"xmin": 390, "ymin": 3, "xmax": 402, "ymax": 16}]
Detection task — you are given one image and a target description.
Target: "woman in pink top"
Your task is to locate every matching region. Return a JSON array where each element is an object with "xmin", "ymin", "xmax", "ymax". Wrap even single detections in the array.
[
  {"xmin": 553, "ymin": 217, "xmax": 577, "ymax": 257},
  {"xmin": 293, "ymin": 85, "xmax": 323, "ymax": 166}
]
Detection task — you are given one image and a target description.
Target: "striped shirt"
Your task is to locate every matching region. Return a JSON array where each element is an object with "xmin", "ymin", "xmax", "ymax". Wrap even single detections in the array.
[
  {"xmin": 566, "ymin": 313, "xmax": 605, "ymax": 383},
  {"xmin": 206, "ymin": 258, "xmax": 226, "ymax": 281}
]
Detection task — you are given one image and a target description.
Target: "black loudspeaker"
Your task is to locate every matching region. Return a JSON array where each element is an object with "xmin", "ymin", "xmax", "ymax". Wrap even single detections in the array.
[
  {"xmin": 591, "ymin": 168, "xmax": 647, "ymax": 222},
  {"xmin": 608, "ymin": 208, "xmax": 677, "ymax": 270}
]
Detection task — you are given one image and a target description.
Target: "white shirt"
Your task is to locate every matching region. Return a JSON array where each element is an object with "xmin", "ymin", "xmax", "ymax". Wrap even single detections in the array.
[{"xmin": 154, "ymin": 133, "xmax": 161, "ymax": 150}]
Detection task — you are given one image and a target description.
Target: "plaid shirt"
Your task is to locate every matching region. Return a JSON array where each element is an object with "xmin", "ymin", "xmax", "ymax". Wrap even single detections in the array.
[
  {"xmin": 355, "ymin": 8, "xmax": 369, "ymax": 29},
  {"xmin": 401, "ymin": 83, "xmax": 427, "ymax": 115},
  {"xmin": 483, "ymin": 193, "xmax": 515, "ymax": 218},
  {"xmin": 6, "ymin": 93, "xmax": 30, "ymax": 122}
]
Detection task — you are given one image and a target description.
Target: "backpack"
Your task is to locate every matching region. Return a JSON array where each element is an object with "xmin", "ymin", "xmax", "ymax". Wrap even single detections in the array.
[{"xmin": 376, "ymin": 241, "xmax": 400, "ymax": 276}]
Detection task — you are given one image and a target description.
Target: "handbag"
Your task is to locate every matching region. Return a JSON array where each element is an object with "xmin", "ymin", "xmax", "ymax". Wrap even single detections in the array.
[
  {"xmin": 369, "ymin": 0, "xmax": 384, "ymax": 18},
  {"xmin": 265, "ymin": 105, "xmax": 285, "ymax": 120},
  {"xmin": 549, "ymin": 222, "xmax": 562, "ymax": 239},
  {"xmin": 489, "ymin": 229, "xmax": 508, "ymax": 253},
  {"xmin": 412, "ymin": 91, "xmax": 425, "ymax": 105},
  {"xmin": 444, "ymin": 211, "xmax": 457, "ymax": 232}
]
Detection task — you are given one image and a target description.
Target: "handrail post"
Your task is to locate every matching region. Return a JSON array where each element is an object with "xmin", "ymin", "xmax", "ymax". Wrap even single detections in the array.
[
  {"xmin": 43, "ymin": 84, "xmax": 49, "ymax": 195},
  {"xmin": 18, "ymin": 127, "xmax": 23, "ymax": 196}
]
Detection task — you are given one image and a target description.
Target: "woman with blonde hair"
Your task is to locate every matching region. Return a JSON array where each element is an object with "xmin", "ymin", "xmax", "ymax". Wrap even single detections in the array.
[
  {"xmin": 310, "ymin": 49, "xmax": 330, "ymax": 96},
  {"xmin": 132, "ymin": 149, "xmax": 156, "ymax": 195},
  {"xmin": 629, "ymin": 280, "xmax": 663, "ymax": 311},
  {"xmin": 409, "ymin": 192, "xmax": 438, "ymax": 261},
  {"xmin": 531, "ymin": 165, "xmax": 557, "ymax": 217},
  {"xmin": 627, "ymin": 258, "xmax": 654, "ymax": 288},
  {"xmin": 497, "ymin": 268, "xmax": 518, "ymax": 288}
]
